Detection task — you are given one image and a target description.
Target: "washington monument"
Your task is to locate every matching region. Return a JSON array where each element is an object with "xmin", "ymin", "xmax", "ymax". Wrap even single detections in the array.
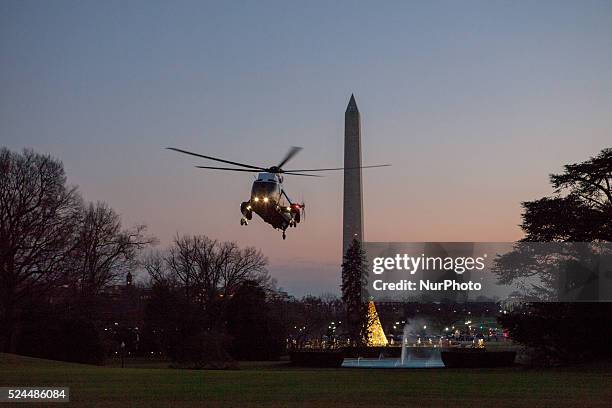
[{"xmin": 342, "ymin": 94, "xmax": 363, "ymax": 256}]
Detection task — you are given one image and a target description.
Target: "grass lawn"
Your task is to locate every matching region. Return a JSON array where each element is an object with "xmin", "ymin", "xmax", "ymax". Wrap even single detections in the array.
[{"xmin": 1, "ymin": 353, "xmax": 611, "ymax": 407}]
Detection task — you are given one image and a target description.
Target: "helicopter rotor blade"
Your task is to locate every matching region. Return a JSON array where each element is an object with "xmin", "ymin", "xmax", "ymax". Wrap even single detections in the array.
[
  {"xmin": 194, "ymin": 165, "xmax": 262, "ymax": 173},
  {"xmin": 277, "ymin": 146, "xmax": 303, "ymax": 169},
  {"xmin": 167, "ymin": 147, "xmax": 266, "ymax": 170},
  {"xmin": 282, "ymin": 172, "xmax": 323, "ymax": 177},
  {"xmin": 283, "ymin": 164, "xmax": 391, "ymax": 172}
]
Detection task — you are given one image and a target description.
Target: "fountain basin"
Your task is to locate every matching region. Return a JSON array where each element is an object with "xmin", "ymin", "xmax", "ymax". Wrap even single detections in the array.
[
  {"xmin": 342, "ymin": 347, "xmax": 444, "ymax": 368},
  {"xmin": 342, "ymin": 357, "xmax": 445, "ymax": 368}
]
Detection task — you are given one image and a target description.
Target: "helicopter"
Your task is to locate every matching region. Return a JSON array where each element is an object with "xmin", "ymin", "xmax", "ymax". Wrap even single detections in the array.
[{"xmin": 167, "ymin": 146, "xmax": 389, "ymax": 239}]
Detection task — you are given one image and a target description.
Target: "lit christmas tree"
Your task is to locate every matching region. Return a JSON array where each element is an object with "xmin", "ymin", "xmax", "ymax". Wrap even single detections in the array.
[{"xmin": 366, "ymin": 300, "xmax": 388, "ymax": 347}]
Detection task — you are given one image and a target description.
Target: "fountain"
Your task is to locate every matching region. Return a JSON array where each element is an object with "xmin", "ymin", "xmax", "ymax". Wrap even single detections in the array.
[
  {"xmin": 342, "ymin": 321, "xmax": 445, "ymax": 369},
  {"xmin": 400, "ymin": 330, "xmax": 408, "ymax": 366}
]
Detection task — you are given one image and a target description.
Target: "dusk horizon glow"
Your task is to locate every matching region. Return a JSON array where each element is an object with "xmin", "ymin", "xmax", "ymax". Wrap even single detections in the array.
[{"xmin": 2, "ymin": 0, "xmax": 611, "ymax": 296}]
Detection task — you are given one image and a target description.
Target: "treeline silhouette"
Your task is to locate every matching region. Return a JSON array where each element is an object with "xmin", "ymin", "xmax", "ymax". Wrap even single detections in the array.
[
  {"xmin": 0, "ymin": 147, "xmax": 347, "ymax": 366},
  {"xmin": 494, "ymin": 148, "xmax": 612, "ymax": 365},
  {"xmin": 0, "ymin": 148, "xmax": 154, "ymax": 361}
]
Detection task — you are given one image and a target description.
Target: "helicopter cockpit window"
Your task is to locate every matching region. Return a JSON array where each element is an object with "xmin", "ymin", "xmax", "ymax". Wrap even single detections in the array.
[{"xmin": 251, "ymin": 181, "xmax": 279, "ymax": 199}]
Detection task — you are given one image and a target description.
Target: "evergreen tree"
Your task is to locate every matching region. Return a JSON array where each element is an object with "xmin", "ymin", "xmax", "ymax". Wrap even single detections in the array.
[
  {"xmin": 495, "ymin": 147, "xmax": 612, "ymax": 364},
  {"xmin": 519, "ymin": 147, "xmax": 612, "ymax": 242},
  {"xmin": 341, "ymin": 239, "xmax": 368, "ymax": 347}
]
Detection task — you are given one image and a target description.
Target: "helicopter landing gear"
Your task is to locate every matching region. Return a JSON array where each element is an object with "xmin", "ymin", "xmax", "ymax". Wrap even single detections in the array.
[
  {"xmin": 240, "ymin": 217, "xmax": 248, "ymax": 226},
  {"xmin": 282, "ymin": 231, "xmax": 286, "ymax": 240},
  {"xmin": 240, "ymin": 202, "xmax": 252, "ymax": 220}
]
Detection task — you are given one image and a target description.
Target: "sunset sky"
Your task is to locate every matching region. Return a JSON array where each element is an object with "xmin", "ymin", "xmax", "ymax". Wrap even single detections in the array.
[{"xmin": 2, "ymin": 1, "xmax": 611, "ymax": 295}]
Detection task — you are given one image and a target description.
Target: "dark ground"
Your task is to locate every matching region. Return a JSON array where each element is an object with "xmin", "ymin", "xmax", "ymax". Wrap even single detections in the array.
[{"xmin": 1, "ymin": 353, "xmax": 611, "ymax": 407}]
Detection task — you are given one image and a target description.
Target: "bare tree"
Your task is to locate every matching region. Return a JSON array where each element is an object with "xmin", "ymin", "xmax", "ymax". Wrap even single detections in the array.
[
  {"xmin": 219, "ymin": 243, "xmax": 270, "ymax": 295},
  {"xmin": 165, "ymin": 234, "xmax": 202, "ymax": 299},
  {"xmin": 69, "ymin": 201, "xmax": 155, "ymax": 297},
  {"xmin": 160, "ymin": 234, "xmax": 268, "ymax": 299},
  {"xmin": 143, "ymin": 249, "xmax": 175, "ymax": 286},
  {"xmin": 0, "ymin": 148, "xmax": 82, "ymax": 352},
  {"xmin": 145, "ymin": 234, "xmax": 269, "ymax": 328}
]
